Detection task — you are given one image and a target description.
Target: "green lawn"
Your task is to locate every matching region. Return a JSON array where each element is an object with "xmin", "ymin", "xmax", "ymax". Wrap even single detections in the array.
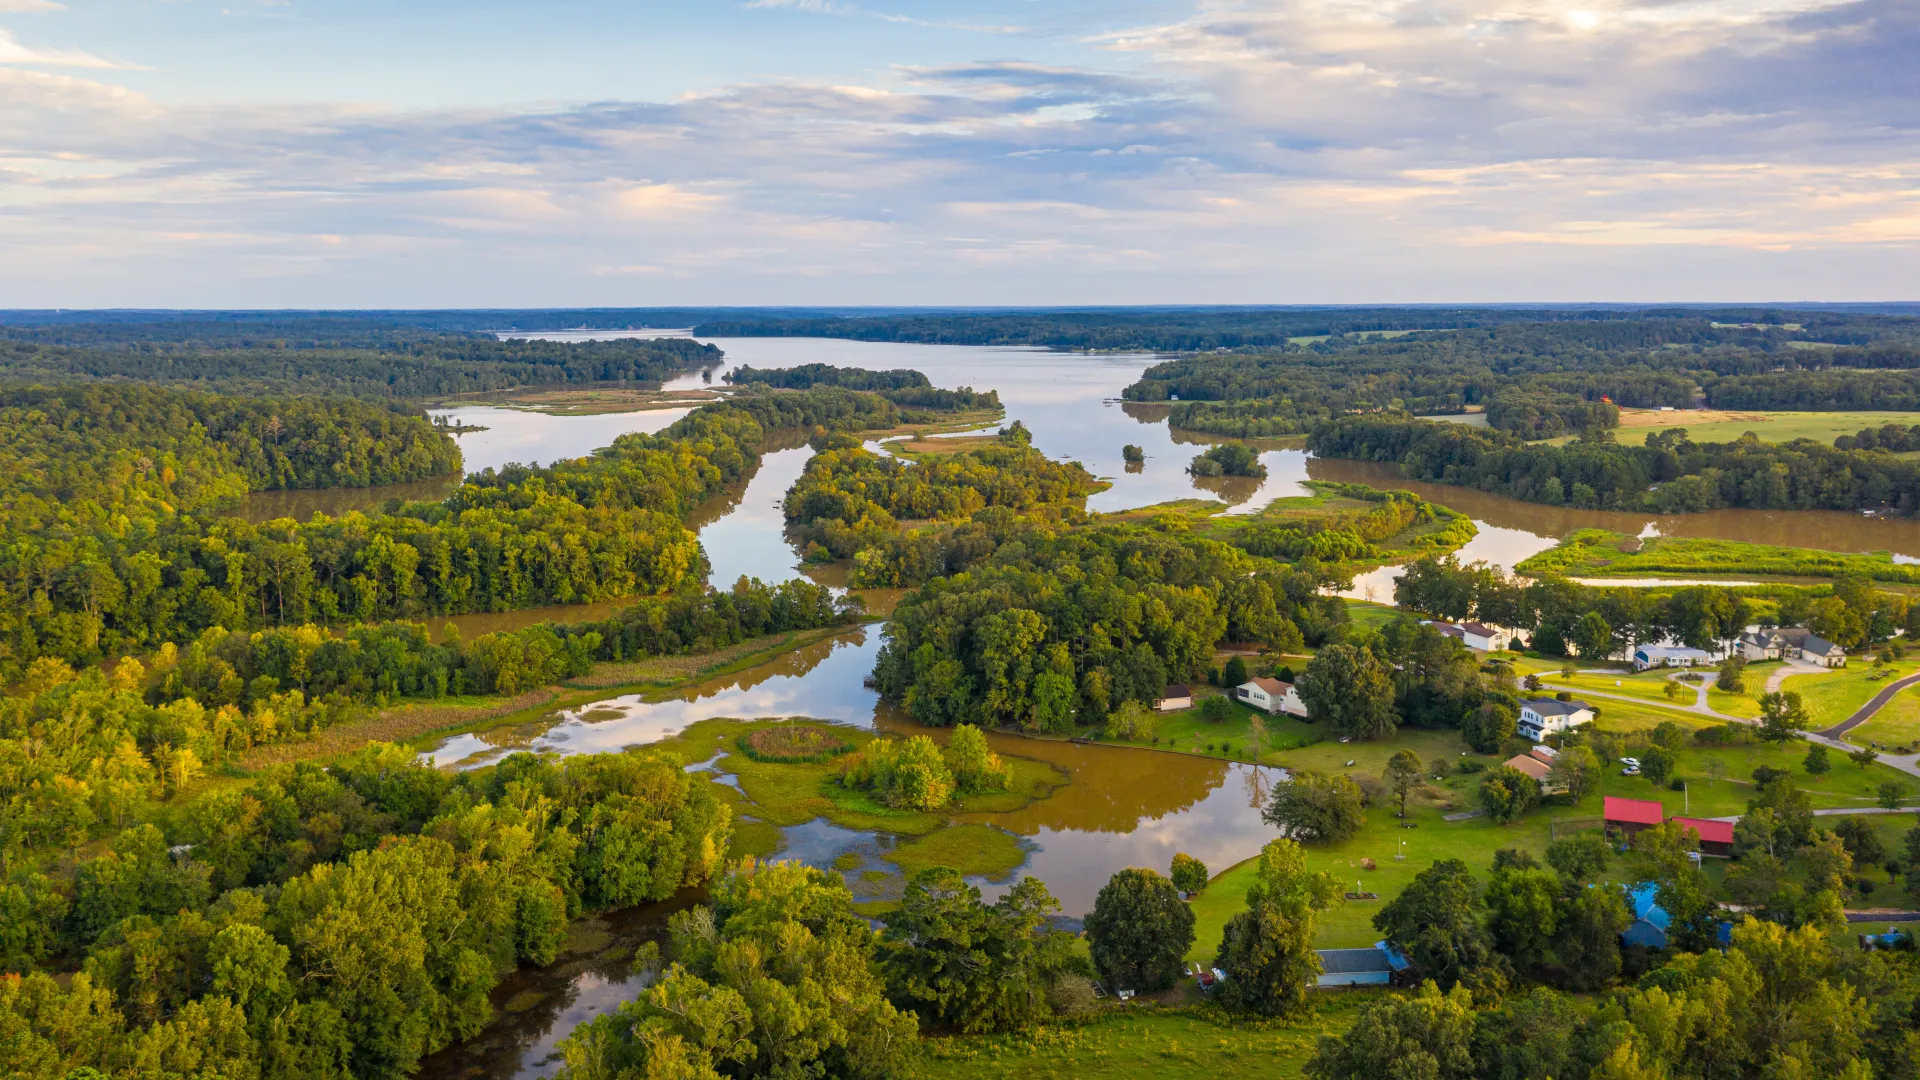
[
  {"xmin": 915, "ymin": 1000, "xmax": 1378, "ymax": 1080},
  {"xmin": 1844, "ymin": 684, "xmax": 1920, "ymax": 749},
  {"xmin": 1784, "ymin": 659, "xmax": 1920, "ymax": 730}
]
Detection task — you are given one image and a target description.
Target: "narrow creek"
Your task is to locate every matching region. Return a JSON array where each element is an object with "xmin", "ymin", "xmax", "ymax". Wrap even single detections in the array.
[{"xmin": 388, "ymin": 334, "xmax": 1920, "ymax": 1080}]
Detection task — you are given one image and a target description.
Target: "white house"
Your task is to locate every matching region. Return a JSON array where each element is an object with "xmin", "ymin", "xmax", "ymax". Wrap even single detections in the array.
[
  {"xmin": 1155, "ymin": 684, "xmax": 1193, "ymax": 712},
  {"xmin": 1518, "ymin": 698, "xmax": 1595, "ymax": 742},
  {"xmin": 1422, "ymin": 620, "xmax": 1514, "ymax": 652},
  {"xmin": 1632, "ymin": 644, "xmax": 1713, "ymax": 671},
  {"xmin": 1236, "ymin": 677, "xmax": 1309, "ymax": 717}
]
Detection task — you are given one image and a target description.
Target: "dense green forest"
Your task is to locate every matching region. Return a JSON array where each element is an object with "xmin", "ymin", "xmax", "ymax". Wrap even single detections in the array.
[
  {"xmin": 1307, "ymin": 414, "xmax": 1920, "ymax": 513},
  {"xmin": 0, "ymin": 324, "xmax": 718, "ymax": 399},
  {"xmin": 724, "ymin": 361, "xmax": 1002, "ymax": 414},
  {"xmin": 1106, "ymin": 316, "xmax": 1920, "ymax": 438},
  {"xmin": 786, "ymin": 428, "xmax": 1100, "ymax": 563}
]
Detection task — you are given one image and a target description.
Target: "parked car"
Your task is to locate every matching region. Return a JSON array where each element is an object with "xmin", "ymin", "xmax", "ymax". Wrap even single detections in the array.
[
  {"xmin": 1621, "ymin": 766, "xmax": 1642, "ymax": 777},
  {"xmin": 1620, "ymin": 757, "xmax": 1641, "ymax": 768}
]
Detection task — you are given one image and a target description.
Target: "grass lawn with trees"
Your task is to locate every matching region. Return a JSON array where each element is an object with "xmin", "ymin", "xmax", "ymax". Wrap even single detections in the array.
[
  {"xmin": 1842, "ymin": 685, "xmax": 1920, "ymax": 748},
  {"xmin": 1515, "ymin": 528, "xmax": 1920, "ymax": 585},
  {"xmin": 1784, "ymin": 657, "xmax": 1920, "ymax": 728}
]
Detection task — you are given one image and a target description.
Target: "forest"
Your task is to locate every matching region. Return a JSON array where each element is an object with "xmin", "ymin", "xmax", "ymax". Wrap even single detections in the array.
[
  {"xmin": 1114, "ymin": 316, "xmax": 1920, "ymax": 438},
  {"xmin": 1307, "ymin": 414, "xmax": 1920, "ymax": 513},
  {"xmin": 694, "ymin": 306, "xmax": 1920, "ymax": 353},
  {"xmin": 0, "ymin": 324, "xmax": 719, "ymax": 399}
]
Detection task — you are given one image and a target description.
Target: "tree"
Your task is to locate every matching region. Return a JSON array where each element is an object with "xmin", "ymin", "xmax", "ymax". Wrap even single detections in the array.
[
  {"xmin": 880, "ymin": 868, "xmax": 1081, "ymax": 1034},
  {"xmin": 1545, "ymin": 833, "xmax": 1611, "ymax": 883},
  {"xmin": 1803, "ymin": 743, "xmax": 1830, "ymax": 776},
  {"xmin": 1199, "ymin": 695, "xmax": 1235, "ymax": 723},
  {"xmin": 1553, "ymin": 883, "xmax": 1631, "ymax": 991},
  {"xmin": 1083, "ymin": 868, "xmax": 1194, "ymax": 992},
  {"xmin": 1850, "ymin": 746, "xmax": 1880, "ymax": 770},
  {"xmin": 1572, "ymin": 612, "xmax": 1614, "ymax": 660},
  {"xmin": 1479, "ymin": 766, "xmax": 1541, "ymax": 825},
  {"xmin": 1628, "ymin": 821, "xmax": 1719, "ymax": 952},
  {"xmin": 1122, "ymin": 444, "xmax": 1144, "ymax": 464},
  {"xmin": 1879, "ymin": 781, "xmax": 1909, "ymax": 810},
  {"xmin": 1460, "ymin": 698, "xmax": 1517, "ymax": 754},
  {"xmin": 1717, "ymin": 654, "xmax": 1747, "ymax": 692},
  {"xmin": 1385, "ymin": 750, "xmax": 1424, "ymax": 819},
  {"xmin": 1832, "ymin": 815, "xmax": 1886, "ymax": 866},
  {"xmin": 1484, "ymin": 865, "xmax": 1561, "ymax": 973},
  {"xmin": 1222, "ymin": 655, "xmax": 1248, "ymax": 686},
  {"xmin": 1547, "ymin": 745, "xmax": 1600, "ymax": 800},
  {"xmin": 1639, "ymin": 745, "xmax": 1675, "ymax": 787},
  {"xmin": 944, "ymin": 724, "xmax": 1011, "ymax": 794},
  {"xmin": 1214, "ymin": 838, "xmax": 1343, "ymax": 1017},
  {"xmin": 1170, "ymin": 853, "xmax": 1209, "ymax": 896},
  {"xmin": 1304, "ymin": 981, "xmax": 1477, "ymax": 1080},
  {"xmin": 1297, "ymin": 644, "xmax": 1398, "ymax": 740},
  {"xmin": 1372, "ymin": 860, "xmax": 1496, "ymax": 990},
  {"xmin": 1758, "ymin": 691, "xmax": 1810, "ymax": 744},
  {"xmin": 1263, "ymin": 770, "xmax": 1366, "ymax": 844},
  {"xmin": 1104, "ymin": 701, "xmax": 1157, "ymax": 741}
]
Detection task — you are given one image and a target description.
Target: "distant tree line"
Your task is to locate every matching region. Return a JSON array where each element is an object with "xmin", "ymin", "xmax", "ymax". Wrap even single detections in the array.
[{"xmin": 1307, "ymin": 414, "xmax": 1920, "ymax": 513}]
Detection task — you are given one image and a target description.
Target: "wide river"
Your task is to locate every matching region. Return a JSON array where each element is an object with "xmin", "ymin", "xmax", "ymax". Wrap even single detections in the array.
[{"xmin": 399, "ymin": 336, "xmax": 1920, "ymax": 1080}]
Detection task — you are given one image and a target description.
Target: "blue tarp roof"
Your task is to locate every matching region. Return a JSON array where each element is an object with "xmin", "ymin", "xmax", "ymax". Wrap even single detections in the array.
[
  {"xmin": 1374, "ymin": 940, "xmax": 1411, "ymax": 971},
  {"xmin": 1628, "ymin": 883, "xmax": 1671, "ymax": 931}
]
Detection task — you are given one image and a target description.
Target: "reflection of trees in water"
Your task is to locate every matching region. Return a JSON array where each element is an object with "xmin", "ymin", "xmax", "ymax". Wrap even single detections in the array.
[
  {"xmin": 1243, "ymin": 766, "xmax": 1272, "ymax": 810},
  {"xmin": 963, "ymin": 735, "xmax": 1235, "ymax": 836},
  {"xmin": 417, "ymin": 894, "xmax": 700, "ymax": 1080},
  {"xmin": 673, "ymin": 629, "xmax": 866, "ymax": 703},
  {"xmin": 1188, "ymin": 471, "xmax": 1264, "ymax": 506}
]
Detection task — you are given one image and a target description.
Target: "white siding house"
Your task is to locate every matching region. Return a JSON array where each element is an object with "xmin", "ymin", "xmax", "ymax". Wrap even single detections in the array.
[
  {"xmin": 1633, "ymin": 645, "xmax": 1712, "ymax": 671},
  {"xmin": 1236, "ymin": 677, "xmax": 1309, "ymax": 717},
  {"xmin": 1518, "ymin": 698, "xmax": 1595, "ymax": 741}
]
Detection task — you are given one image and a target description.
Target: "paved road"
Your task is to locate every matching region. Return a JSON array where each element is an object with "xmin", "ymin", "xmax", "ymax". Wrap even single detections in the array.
[{"xmin": 1818, "ymin": 670, "xmax": 1920, "ymax": 739}]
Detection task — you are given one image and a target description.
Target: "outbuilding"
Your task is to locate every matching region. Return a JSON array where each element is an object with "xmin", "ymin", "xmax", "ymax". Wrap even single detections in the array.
[
  {"xmin": 1155, "ymin": 684, "xmax": 1193, "ymax": 711},
  {"xmin": 1605, "ymin": 796, "xmax": 1665, "ymax": 840},
  {"xmin": 1669, "ymin": 816, "xmax": 1735, "ymax": 858}
]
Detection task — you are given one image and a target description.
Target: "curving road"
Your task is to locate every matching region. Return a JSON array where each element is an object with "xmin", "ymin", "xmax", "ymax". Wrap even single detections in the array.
[{"xmin": 1817, "ymin": 671, "xmax": 1920, "ymax": 739}]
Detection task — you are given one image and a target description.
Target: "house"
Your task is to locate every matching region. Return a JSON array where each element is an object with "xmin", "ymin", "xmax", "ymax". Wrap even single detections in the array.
[
  {"xmin": 1458, "ymin": 622, "xmax": 1514, "ymax": 652},
  {"xmin": 1421, "ymin": 620, "xmax": 1513, "ymax": 652},
  {"xmin": 1235, "ymin": 677, "xmax": 1309, "ymax": 717},
  {"xmin": 1738, "ymin": 630, "xmax": 1789, "ymax": 661},
  {"xmin": 1669, "ymin": 816, "xmax": 1735, "ymax": 858},
  {"xmin": 1502, "ymin": 745, "xmax": 1564, "ymax": 792},
  {"xmin": 1155, "ymin": 684, "xmax": 1193, "ymax": 711},
  {"xmin": 1799, "ymin": 634, "xmax": 1847, "ymax": 668},
  {"xmin": 1518, "ymin": 698, "xmax": 1594, "ymax": 741},
  {"xmin": 1633, "ymin": 645, "xmax": 1713, "ymax": 671},
  {"xmin": 1604, "ymin": 796, "xmax": 1665, "ymax": 840},
  {"xmin": 1774, "ymin": 627, "xmax": 1848, "ymax": 667},
  {"xmin": 1622, "ymin": 882, "xmax": 1736, "ymax": 950},
  {"xmin": 1313, "ymin": 942, "xmax": 1408, "ymax": 987},
  {"xmin": 1623, "ymin": 882, "xmax": 1672, "ymax": 949}
]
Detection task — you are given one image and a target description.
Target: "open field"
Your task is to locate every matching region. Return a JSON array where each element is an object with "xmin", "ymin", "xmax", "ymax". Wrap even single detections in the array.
[
  {"xmin": 1845, "ymin": 686, "xmax": 1920, "ymax": 748},
  {"xmin": 1594, "ymin": 409, "xmax": 1920, "ymax": 447},
  {"xmin": 1517, "ymin": 527, "xmax": 1920, "ymax": 584},
  {"xmin": 1785, "ymin": 658, "xmax": 1920, "ymax": 730}
]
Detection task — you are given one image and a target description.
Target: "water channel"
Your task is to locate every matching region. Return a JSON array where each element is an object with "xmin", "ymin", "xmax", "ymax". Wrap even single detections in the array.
[{"xmin": 388, "ymin": 334, "xmax": 1920, "ymax": 1079}]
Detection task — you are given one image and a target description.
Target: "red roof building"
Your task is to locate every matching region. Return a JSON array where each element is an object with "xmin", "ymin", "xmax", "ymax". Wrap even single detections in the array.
[
  {"xmin": 1669, "ymin": 816, "xmax": 1736, "ymax": 857},
  {"xmin": 1603, "ymin": 796, "xmax": 1665, "ymax": 838}
]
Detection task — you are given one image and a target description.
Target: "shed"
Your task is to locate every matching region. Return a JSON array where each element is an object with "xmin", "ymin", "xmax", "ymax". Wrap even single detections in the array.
[
  {"xmin": 1314, "ymin": 948, "xmax": 1394, "ymax": 987},
  {"xmin": 1155, "ymin": 684, "xmax": 1193, "ymax": 712},
  {"xmin": 1669, "ymin": 816, "xmax": 1735, "ymax": 858},
  {"xmin": 1604, "ymin": 796, "xmax": 1665, "ymax": 840}
]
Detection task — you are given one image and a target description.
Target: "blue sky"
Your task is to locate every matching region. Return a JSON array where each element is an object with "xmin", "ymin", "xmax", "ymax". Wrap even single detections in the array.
[{"xmin": 0, "ymin": 0, "xmax": 1914, "ymax": 306}]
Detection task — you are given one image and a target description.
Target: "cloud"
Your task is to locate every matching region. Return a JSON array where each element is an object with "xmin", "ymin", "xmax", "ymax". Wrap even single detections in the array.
[
  {"xmin": 0, "ymin": 0, "xmax": 64, "ymax": 12},
  {"xmin": 0, "ymin": 27, "xmax": 137, "ymax": 68},
  {"xmin": 0, "ymin": 2, "xmax": 1914, "ymax": 304}
]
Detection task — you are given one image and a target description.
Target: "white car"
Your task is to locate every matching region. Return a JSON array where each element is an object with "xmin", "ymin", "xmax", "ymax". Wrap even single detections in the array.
[
  {"xmin": 1621, "ymin": 766, "xmax": 1642, "ymax": 777},
  {"xmin": 1619, "ymin": 757, "xmax": 1641, "ymax": 768}
]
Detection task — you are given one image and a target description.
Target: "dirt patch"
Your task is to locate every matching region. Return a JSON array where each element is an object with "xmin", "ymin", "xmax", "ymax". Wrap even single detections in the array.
[{"xmin": 1618, "ymin": 408, "xmax": 1770, "ymax": 429}]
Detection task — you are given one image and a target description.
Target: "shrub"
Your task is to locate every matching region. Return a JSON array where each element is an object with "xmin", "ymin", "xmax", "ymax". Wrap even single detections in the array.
[
  {"xmin": 1199, "ymin": 695, "xmax": 1236, "ymax": 723},
  {"xmin": 945, "ymin": 724, "xmax": 1011, "ymax": 795},
  {"xmin": 842, "ymin": 735, "xmax": 955, "ymax": 810}
]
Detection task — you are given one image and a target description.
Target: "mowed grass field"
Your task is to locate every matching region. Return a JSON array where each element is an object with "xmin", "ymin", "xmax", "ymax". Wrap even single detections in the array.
[{"xmin": 1596, "ymin": 409, "xmax": 1920, "ymax": 447}]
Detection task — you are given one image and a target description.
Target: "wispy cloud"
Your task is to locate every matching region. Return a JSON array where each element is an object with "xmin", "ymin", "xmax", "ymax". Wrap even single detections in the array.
[
  {"xmin": 0, "ymin": 0, "xmax": 65, "ymax": 12},
  {"xmin": 0, "ymin": 1, "xmax": 1913, "ymax": 303},
  {"xmin": 0, "ymin": 27, "xmax": 137, "ymax": 68}
]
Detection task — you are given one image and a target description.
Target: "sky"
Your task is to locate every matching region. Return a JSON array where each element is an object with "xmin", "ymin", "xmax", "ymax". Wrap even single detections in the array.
[{"xmin": 0, "ymin": 0, "xmax": 1914, "ymax": 307}]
